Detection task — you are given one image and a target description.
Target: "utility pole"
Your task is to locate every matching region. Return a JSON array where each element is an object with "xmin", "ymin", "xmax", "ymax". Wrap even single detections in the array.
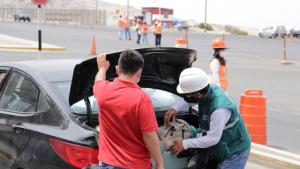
[
  {"xmin": 95, "ymin": 0, "xmax": 98, "ymax": 25},
  {"xmin": 204, "ymin": 0, "xmax": 207, "ymax": 32},
  {"xmin": 127, "ymin": 0, "xmax": 129, "ymax": 19}
]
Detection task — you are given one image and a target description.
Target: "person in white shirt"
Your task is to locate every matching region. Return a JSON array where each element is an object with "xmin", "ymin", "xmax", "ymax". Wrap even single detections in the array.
[
  {"xmin": 164, "ymin": 67, "xmax": 251, "ymax": 169},
  {"xmin": 209, "ymin": 38, "xmax": 228, "ymax": 90}
]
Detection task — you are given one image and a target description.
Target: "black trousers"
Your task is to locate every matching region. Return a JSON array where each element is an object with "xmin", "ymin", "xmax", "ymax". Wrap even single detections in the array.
[{"xmin": 155, "ymin": 33, "xmax": 161, "ymax": 47}]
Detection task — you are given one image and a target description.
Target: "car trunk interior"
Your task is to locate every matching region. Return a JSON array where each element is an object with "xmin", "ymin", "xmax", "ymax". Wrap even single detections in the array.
[{"xmin": 75, "ymin": 107, "xmax": 200, "ymax": 137}]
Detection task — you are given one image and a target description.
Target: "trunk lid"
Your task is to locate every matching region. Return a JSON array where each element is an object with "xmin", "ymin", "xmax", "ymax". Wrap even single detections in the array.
[{"xmin": 69, "ymin": 47, "xmax": 197, "ymax": 105}]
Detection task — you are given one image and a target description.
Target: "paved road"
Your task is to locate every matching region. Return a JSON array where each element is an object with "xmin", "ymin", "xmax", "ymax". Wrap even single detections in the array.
[{"xmin": 1, "ymin": 21, "xmax": 300, "ymax": 156}]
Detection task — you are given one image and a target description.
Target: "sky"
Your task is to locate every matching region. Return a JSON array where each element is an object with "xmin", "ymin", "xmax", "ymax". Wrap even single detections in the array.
[{"xmin": 101, "ymin": 0, "xmax": 299, "ymax": 30}]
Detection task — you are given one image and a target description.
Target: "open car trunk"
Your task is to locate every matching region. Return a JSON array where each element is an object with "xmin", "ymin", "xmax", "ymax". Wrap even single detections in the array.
[{"xmin": 69, "ymin": 47, "xmax": 199, "ymax": 130}]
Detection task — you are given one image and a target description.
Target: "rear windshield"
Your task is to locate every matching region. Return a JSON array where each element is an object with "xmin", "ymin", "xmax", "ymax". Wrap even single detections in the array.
[{"xmin": 54, "ymin": 82, "xmax": 186, "ymax": 115}]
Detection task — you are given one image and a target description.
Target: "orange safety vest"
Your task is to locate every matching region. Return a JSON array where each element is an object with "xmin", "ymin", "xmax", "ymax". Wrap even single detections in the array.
[
  {"xmin": 117, "ymin": 19, "xmax": 124, "ymax": 28},
  {"xmin": 209, "ymin": 64, "xmax": 228, "ymax": 90},
  {"xmin": 123, "ymin": 20, "xmax": 130, "ymax": 29},
  {"xmin": 141, "ymin": 25, "xmax": 148, "ymax": 33},
  {"xmin": 154, "ymin": 26, "xmax": 162, "ymax": 34}
]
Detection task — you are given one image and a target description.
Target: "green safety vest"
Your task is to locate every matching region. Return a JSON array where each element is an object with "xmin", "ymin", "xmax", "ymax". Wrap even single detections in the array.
[{"xmin": 197, "ymin": 85, "xmax": 251, "ymax": 162}]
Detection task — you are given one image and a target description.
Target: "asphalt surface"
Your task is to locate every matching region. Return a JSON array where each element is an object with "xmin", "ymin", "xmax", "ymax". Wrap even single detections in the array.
[{"xmin": 0, "ymin": 21, "xmax": 300, "ymax": 158}]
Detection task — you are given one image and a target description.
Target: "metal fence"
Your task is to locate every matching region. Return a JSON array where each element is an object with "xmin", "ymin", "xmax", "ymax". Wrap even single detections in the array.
[{"xmin": 0, "ymin": 7, "xmax": 106, "ymax": 25}]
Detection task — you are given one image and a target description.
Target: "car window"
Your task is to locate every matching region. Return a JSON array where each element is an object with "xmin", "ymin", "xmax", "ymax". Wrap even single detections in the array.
[
  {"xmin": 0, "ymin": 70, "xmax": 8, "ymax": 85},
  {"xmin": 0, "ymin": 71, "xmax": 39, "ymax": 113}
]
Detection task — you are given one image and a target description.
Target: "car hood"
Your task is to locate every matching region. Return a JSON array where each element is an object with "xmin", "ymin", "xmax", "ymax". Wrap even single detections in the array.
[{"xmin": 69, "ymin": 47, "xmax": 197, "ymax": 105}]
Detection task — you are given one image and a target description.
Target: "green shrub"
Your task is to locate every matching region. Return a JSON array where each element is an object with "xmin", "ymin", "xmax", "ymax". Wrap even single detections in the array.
[
  {"xmin": 198, "ymin": 23, "xmax": 213, "ymax": 31},
  {"xmin": 225, "ymin": 25, "xmax": 248, "ymax": 36}
]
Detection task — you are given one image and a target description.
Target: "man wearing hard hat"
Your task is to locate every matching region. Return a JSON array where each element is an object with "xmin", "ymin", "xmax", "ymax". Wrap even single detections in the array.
[{"xmin": 164, "ymin": 68, "xmax": 251, "ymax": 169}]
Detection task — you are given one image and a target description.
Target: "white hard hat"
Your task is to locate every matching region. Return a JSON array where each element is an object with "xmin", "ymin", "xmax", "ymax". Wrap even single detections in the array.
[{"xmin": 177, "ymin": 68, "xmax": 209, "ymax": 94}]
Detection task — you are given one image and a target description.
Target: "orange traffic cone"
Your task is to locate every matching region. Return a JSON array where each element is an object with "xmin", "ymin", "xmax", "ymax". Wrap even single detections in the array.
[
  {"xmin": 90, "ymin": 35, "xmax": 97, "ymax": 55},
  {"xmin": 175, "ymin": 38, "xmax": 188, "ymax": 48}
]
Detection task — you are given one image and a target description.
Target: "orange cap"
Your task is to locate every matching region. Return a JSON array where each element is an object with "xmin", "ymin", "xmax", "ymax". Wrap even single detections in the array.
[{"xmin": 211, "ymin": 38, "xmax": 228, "ymax": 49}]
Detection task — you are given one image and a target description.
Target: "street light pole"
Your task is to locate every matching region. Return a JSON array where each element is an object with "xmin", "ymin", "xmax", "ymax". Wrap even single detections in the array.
[
  {"xmin": 127, "ymin": 0, "xmax": 129, "ymax": 19},
  {"xmin": 95, "ymin": 0, "xmax": 98, "ymax": 24},
  {"xmin": 204, "ymin": 0, "xmax": 207, "ymax": 32},
  {"xmin": 38, "ymin": 4, "xmax": 42, "ymax": 51}
]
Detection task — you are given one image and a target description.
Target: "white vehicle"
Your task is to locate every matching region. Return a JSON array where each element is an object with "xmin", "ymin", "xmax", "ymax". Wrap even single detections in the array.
[
  {"xmin": 259, "ymin": 26, "xmax": 287, "ymax": 39},
  {"xmin": 258, "ymin": 26, "xmax": 276, "ymax": 38}
]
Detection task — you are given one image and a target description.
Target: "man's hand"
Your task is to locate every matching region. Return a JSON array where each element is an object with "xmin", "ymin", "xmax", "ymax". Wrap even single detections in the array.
[
  {"xmin": 164, "ymin": 108, "xmax": 176, "ymax": 126},
  {"xmin": 95, "ymin": 54, "xmax": 110, "ymax": 82},
  {"xmin": 97, "ymin": 54, "xmax": 110, "ymax": 71},
  {"xmin": 171, "ymin": 140, "xmax": 185, "ymax": 155}
]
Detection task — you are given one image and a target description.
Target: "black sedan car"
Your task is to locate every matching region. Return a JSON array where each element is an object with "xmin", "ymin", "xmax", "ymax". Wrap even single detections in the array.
[{"xmin": 0, "ymin": 48, "xmax": 199, "ymax": 169}]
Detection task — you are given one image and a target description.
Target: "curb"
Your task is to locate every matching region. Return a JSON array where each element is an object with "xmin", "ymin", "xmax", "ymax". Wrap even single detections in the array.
[
  {"xmin": 0, "ymin": 34, "xmax": 65, "ymax": 52},
  {"xmin": 0, "ymin": 46, "xmax": 65, "ymax": 51},
  {"xmin": 250, "ymin": 143, "xmax": 300, "ymax": 169}
]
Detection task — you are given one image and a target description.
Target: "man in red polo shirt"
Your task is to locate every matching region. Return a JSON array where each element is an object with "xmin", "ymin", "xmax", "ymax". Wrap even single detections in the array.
[{"xmin": 93, "ymin": 50, "xmax": 164, "ymax": 169}]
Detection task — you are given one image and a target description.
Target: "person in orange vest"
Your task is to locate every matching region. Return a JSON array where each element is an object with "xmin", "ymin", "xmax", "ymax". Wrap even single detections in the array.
[
  {"xmin": 209, "ymin": 38, "xmax": 229, "ymax": 90},
  {"xmin": 117, "ymin": 15, "xmax": 124, "ymax": 40},
  {"xmin": 135, "ymin": 20, "xmax": 142, "ymax": 45},
  {"xmin": 141, "ymin": 21, "xmax": 149, "ymax": 45},
  {"xmin": 123, "ymin": 17, "xmax": 132, "ymax": 40},
  {"xmin": 153, "ymin": 22, "xmax": 162, "ymax": 47}
]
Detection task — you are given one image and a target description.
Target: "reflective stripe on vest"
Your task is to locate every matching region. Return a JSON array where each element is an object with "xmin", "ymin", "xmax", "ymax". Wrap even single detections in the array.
[{"xmin": 224, "ymin": 116, "xmax": 239, "ymax": 130}]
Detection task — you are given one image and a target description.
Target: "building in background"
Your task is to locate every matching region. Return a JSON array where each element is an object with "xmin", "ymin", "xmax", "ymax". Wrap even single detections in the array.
[{"xmin": 142, "ymin": 7, "xmax": 174, "ymax": 28}]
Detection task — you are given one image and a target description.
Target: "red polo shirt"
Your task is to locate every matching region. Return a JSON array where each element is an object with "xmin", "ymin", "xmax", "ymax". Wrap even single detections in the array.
[{"xmin": 93, "ymin": 78, "xmax": 158, "ymax": 169}]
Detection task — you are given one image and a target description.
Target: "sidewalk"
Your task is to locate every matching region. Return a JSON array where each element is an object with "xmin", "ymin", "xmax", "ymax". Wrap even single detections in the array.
[
  {"xmin": 246, "ymin": 160, "xmax": 274, "ymax": 169},
  {"xmin": 0, "ymin": 34, "xmax": 65, "ymax": 51}
]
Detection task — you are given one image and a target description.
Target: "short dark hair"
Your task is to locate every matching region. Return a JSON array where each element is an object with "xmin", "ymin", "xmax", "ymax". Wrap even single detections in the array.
[{"xmin": 118, "ymin": 50, "xmax": 144, "ymax": 74}]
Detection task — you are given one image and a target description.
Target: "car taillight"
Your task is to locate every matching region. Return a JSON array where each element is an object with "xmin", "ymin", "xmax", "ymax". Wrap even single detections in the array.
[{"xmin": 50, "ymin": 138, "xmax": 99, "ymax": 168}]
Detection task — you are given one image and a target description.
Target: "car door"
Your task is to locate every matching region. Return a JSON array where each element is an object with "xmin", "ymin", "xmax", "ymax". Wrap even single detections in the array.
[{"xmin": 0, "ymin": 68, "xmax": 39, "ymax": 169}]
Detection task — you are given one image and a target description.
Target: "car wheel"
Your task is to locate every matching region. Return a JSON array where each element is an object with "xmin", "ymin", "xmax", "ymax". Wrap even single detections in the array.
[{"xmin": 27, "ymin": 18, "xmax": 31, "ymax": 22}]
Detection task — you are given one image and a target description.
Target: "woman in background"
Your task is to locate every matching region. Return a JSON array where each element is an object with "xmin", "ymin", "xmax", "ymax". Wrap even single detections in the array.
[{"xmin": 209, "ymin": 38, "xmax": 229, "ymax": 90}]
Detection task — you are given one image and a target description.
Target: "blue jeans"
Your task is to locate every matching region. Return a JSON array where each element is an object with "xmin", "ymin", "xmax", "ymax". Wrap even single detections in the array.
[
  {"xmin": 124, "ymin": 28, "xmax": 131, "ymax": 40},
  {"xmin": 99, "ymin": 162, "xmax": 124, "ymax": 169},
  {"xmin": 142, "ymin": 33, "xmax": 148, "ymax": 44},
  {"xmin": 155, "ymin": 34, "xmax": 161, "ymax": 47},
  {"xmin": 118, "ymin": 29, "xmax": 124, "ymax": 40},
  {"xmin": 217, "ymin": 146, "xmax": 251, "ymax": 169}
]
